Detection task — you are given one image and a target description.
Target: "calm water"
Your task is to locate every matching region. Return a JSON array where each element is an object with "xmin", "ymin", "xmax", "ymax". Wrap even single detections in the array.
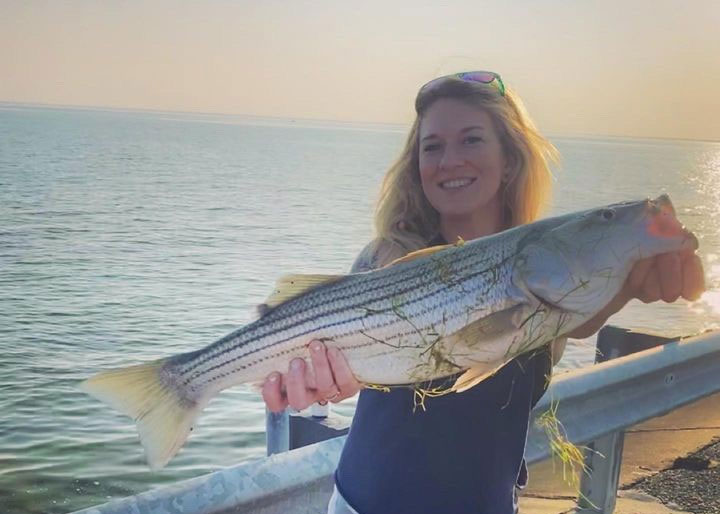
[{"xmin": 1, "ymin": 105, "xmax": 719, "ymax": 513}]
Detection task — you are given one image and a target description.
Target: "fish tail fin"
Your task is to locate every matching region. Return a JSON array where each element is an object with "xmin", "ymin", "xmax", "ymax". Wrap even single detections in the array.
[{"xmin": 80, "ymin": 359, "xmax": 205, "ymax": 470}]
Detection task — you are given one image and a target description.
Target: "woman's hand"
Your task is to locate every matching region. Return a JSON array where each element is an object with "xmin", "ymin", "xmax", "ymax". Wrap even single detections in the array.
[
  {"xmin": 567, "ymin": 249, "xmax": 705, "ymax": 339},
  {"xmin": 261, "ymin": 341, "xmax": 363, "ymax": 413},
  {"xmin": 624, "ymin": 249, "xmax": 705, "ymax": 304}
]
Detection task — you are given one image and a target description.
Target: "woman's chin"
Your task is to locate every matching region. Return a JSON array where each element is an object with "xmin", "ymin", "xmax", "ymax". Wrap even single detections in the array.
[{"xmin": 433, "ymin": 198, "xmax": 496, "ymax": 219}]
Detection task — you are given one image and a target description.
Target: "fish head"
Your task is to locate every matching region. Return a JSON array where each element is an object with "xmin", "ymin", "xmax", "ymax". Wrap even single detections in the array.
[{"xmin": 513, "ymin": 194, "xmax": 698, "ymax": 317}]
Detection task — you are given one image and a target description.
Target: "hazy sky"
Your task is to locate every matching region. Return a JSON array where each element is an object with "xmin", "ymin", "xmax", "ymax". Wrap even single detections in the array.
[{"xmin": 3, "ymin": 0, "xmax": 719, "ymax": 140}]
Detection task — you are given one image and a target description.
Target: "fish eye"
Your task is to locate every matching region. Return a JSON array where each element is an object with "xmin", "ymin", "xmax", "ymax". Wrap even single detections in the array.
[{"xmin": 598, "ymin": 208, "xmax": 616, "ymax": 221}]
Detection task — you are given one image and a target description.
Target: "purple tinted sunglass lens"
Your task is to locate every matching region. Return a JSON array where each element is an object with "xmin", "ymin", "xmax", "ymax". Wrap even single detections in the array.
[
  {"xmin": 459, "ymin": 71, "xmax": 496, "ymax": 84},
  {"xmin": 419, "ymin": 71, "xmax": 505, "ymax": 97}
]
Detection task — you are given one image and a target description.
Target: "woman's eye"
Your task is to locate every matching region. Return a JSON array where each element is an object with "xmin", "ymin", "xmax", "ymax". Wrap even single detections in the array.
[
  {"xmin": 464, "ymin": 136, "xmax": 483, "ymax": 144},
  {"xmin": 423, "ymin": 143, "xmax": 441, "ymax": 152}
]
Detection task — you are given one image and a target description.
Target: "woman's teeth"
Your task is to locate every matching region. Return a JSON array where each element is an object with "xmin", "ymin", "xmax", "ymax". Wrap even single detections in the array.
[{"xmin": 440, "ymin": 178, "xmax": 475, "ymax": 190}]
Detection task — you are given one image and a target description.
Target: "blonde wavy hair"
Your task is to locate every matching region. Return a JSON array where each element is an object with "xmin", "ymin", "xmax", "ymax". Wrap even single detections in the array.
[{"xmin": 372, "ymin": 76, "xmax": 559, "ymax": 265}]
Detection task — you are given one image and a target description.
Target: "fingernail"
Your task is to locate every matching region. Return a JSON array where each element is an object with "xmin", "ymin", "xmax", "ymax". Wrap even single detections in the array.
[
  {"xmin": 291, "ymin": 359, "xmax": 303, "ymax": 371},
  {"xmin": 269, "ymin": 373, "xmax": 279, "ymax": 382},
  {"xmin": 311, "ymin": 341, "xmax": 323, "ymax": 353}
]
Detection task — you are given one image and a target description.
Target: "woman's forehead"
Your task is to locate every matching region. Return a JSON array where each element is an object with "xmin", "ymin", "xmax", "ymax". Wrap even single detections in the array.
[{"xmin": 419, "ymin": 98, "xmax": 494, "ymax": 137}]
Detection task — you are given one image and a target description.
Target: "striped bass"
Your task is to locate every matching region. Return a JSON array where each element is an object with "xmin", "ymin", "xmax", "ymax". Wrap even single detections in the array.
[{"xmin": 81, "ymin": 195, "xmax": 698, "ymax": 469}]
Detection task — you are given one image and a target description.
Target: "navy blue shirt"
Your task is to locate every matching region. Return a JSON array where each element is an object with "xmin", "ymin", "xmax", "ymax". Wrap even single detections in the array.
[{"xmin": 334, "ymin": 240, "xmax": 551, "ymax": 514}]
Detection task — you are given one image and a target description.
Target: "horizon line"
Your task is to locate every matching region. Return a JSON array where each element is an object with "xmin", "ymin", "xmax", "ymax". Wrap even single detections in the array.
[{"xmin": 1, "ymin": 100, "xmax": 718, "ymax": 144}]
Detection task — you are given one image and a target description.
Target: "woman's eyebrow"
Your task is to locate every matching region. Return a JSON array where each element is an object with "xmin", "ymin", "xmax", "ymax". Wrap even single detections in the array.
[
  {"xmin": 461, "ymin": 125, "xmax": 486, "ymax": 133},
  {"xmin": 421, "ymin": 125, "xmax": 486, "ymax": 142}
]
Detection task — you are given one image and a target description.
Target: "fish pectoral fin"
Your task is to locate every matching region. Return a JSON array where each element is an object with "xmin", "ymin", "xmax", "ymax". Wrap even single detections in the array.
[
  {"xmin": 260, "ymin": 273, "xmax": 345, "ymax": 312},
  {"xmin": 451, "ymin": 361, "xmax": 507, "ymax": 393},
  {"xmin": 446, "ymin": 305, "xmax": 525, "ymax": 346},
  {"xmin": 443, "ymin": 307, "xmax": 524, "ymax": 393},
  {"xmin": 383, "ymin": 244, "xmax": 451, "ymax": 267}
]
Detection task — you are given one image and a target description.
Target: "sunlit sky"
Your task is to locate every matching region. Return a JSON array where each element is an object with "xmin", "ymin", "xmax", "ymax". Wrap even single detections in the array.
[{"xmin": 2, "ymin": 0, "xmax": 719, "ymax": 140}]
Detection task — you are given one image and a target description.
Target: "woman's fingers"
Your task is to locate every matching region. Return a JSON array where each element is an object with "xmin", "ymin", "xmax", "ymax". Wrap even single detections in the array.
[
  {"xmin": 637, "ymin": 263, "xmax": 662, "ymax": 303},
  {"xmin": 630, "ymin": 251, "xmax": 705, "ymax": 305},
  {"xmin": 262, "ymin": 372, "xmax": 287, "ymax": 413},
  {"xmin": 309, "ymin": 341, "xmax": 340, "ymax": 400},
  {"xmin": 327, "ymin": 346, "xmax": 362, "ymax": 401},
  {"xmin": 656, "ymin": 252, "xmax": 682, "ymax": 303},
  {"xmin": 262, "ymin": 342, "xmax": 363, "ymax": 412},
  {"xmin": 681, "ymin": 252, "xmax": 705, "ymax": 301},
  {"xmin": 286, "ymin": 358, "xmax": 316, "ymax": 410},
  {"xmin": 304, "ymin": 355, "xmax": 317, "ymax": 390},
  {"xmin": 627, "ymin": 257, "xmax": 654, "ymax": 296}
]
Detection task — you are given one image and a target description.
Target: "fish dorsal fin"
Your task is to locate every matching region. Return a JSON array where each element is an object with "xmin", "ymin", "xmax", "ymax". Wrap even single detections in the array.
[
  {"xmin": 384, "ymin": 244, "xmax": 451, "ymax": 268},
  {"xmin": 258, "ymin": 273, "xmax": 344, "ymax": 315}
]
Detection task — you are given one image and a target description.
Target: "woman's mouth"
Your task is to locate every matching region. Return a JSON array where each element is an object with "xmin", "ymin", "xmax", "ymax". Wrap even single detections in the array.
[{"xmin": 439, "ymin": 178, "xmax": 476, "ymax": 190}]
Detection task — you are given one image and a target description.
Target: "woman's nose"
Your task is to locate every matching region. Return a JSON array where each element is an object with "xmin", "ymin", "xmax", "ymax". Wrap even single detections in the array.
[{"xmin": 439, "ymin": 145, "xmax": 465, "ymax": 171}]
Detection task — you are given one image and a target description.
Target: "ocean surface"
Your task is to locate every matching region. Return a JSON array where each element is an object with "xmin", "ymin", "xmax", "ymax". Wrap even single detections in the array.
[{"xmin": 1, "ymin": 105, "xmax": 719, "ymax": 513}]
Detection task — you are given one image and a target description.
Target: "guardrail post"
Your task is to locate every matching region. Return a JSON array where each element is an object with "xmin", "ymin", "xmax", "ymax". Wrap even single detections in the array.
[
  {"xmin": 289, "ymin": 404, "xmax": 351, "ymax": 450},
  {"xmin": 576, "ymin": 429, "xmax": 626, "ymax": 513},
  {"xmin": 266, "ymin": 403, "xmax": 352, "ymax": 455},
  {"xmin": 266, "ymin": 408, "xmax": 290, "ymax": 456},
  {"xmin": 577, "ymin": 325, "xmax": 675, "ymax": 512}
]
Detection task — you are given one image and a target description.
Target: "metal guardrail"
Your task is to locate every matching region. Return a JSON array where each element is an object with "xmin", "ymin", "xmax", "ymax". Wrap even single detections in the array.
[
  {"xmin": 73, "ymin": 327, "xmax": 720, "ymax": 514},
  {"xmin": 575, "ymin": 325, "xmax": 674, "ymax": 512}
]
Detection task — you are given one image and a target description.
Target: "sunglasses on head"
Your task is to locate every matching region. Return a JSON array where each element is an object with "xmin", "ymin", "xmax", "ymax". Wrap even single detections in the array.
[{"xmin": 419, "ymin": 71, "xmax": 506, "ymax": 97}]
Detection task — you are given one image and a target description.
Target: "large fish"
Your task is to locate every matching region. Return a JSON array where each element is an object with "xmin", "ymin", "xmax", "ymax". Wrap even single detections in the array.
[{"xmin": 81, "ymin": 195, "xmax": 698, "ymax": 469}]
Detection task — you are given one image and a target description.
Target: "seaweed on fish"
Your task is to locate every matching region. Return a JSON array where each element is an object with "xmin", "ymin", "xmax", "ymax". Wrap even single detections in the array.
[
  {"xmin": 412, "ymin": 384, "xmax": 454, "ymax": 412},
  {"xmin": 363, "ymin": 383, "xmax": 391, "ymax": 393}
]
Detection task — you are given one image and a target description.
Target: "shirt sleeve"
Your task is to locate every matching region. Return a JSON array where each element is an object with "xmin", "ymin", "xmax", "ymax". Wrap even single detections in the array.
[
  {"xmin": 349, "ymin": 240, "xmax": 381, "ymax": 273},
  {"xmin": 550, "ymin": 337, "xmax": 568, "ymax": 366}
]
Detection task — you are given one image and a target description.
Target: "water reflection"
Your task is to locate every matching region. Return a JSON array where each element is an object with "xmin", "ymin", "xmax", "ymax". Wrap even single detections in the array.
[
  {"xmin": 687, "ymin": 146, "xmax": 720, "ymax": 326},
  {"xmin": 695, "ymin": 256, "xmax": 720, "ymax": 323}
]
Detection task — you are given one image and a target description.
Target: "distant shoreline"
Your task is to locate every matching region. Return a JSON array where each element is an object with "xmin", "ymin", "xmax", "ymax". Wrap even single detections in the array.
[
  {"xmin": 0, "ymin": 101, "xmax": 408, "ymax": 134},
  {"xmin": 2, "ymin": 101, "xmax": 719, "ymax": 144}
]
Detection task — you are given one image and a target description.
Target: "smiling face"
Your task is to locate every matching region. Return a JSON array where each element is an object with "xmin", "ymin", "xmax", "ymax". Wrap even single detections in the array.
[{"xmin": 418, "ymin": 98, "xmax": 508, "ymax": 238}]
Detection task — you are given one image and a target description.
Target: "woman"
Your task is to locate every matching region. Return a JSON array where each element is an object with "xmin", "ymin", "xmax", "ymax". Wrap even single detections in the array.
[{"xmin": 262, "ymin": 72, "xmax": 705, "ymax": 514}]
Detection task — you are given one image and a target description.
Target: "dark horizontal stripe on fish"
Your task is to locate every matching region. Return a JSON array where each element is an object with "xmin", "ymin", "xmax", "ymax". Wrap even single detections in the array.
[
  {"xmin": 189, "ymin": 290, "xmax": 499, "ymax": 389},
  {"xmin": 185, "ymin": 214, "xmax": 581, "ymax": 378},
  {"xmin": 178, "ymin": 250, "xmax": 510, "ymax": 377},
  {"xmin": 182, "ymin": 259, "xmax": 514, "ymax": 384},
  {"xmin": 207, "ymin": 242, "xmax": 491, "ymax": 344},
  {"xmin": 257, "ymin": 244, "xmax": 482, "ymax": 325},
  {"xmin": 180, "ymin": 252, "xmax": 513, "ymax": 380},
  {"xmin": 182, "ymin": 284, "xmax": 455, "ymax": 383},
  {"xmin": 177, "ymin": 248, "xmax": 514, "ymax": 377}
]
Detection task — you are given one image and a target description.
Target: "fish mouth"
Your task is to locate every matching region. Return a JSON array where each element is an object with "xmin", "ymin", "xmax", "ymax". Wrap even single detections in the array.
[
  {"xmin": 645, "ymin": 195, "xmax": 698, "ymax": 250},
  {"xmin": 683, "ymin": 231, "xmax": 699, "ymax": 251},
  {"xmin": 439, "ymin": 177, "xmax": 477, "ymax": 190},
  {"xmin": 653, "ymin": 194, "xmax": 676, "ymax": 216}
]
